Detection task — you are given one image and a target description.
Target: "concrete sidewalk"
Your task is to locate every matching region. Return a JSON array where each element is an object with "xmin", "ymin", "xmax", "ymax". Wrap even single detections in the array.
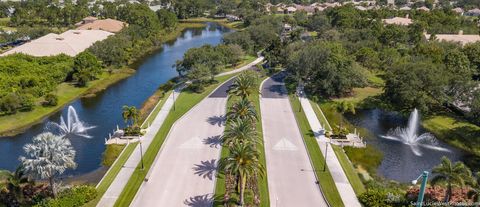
[
  {"xmin": 298, "ymin": 94, "xmax": 362, "ymax": 207},
  {"xmin": 260, "ymin": 73, "xmax": 328, "ymax": 207},
  {"xmin": 216, "ymin": 56, "xmax": 264, "ymax": 77},
  {"xmin": 97, "ymin": 88, "xmax": 181, "ymax": 207}
]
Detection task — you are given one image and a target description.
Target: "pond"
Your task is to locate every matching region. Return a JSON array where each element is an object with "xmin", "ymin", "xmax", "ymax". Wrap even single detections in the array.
[
  {"xmin": 344, "ymin": 108, "xmax": 468, "ymax": 182},
  {"xmin": 0, "ymin": 23, "xmax": 231, "ymax": 179}
]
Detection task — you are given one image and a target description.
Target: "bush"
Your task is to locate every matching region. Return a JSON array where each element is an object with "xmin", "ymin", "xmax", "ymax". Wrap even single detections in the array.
[
  {"xmin": 43, "ymin": 93, "xmax": 58, "ymax": 106},
  {"xmin": 34, "ymin": 185, "xmax": 97, "ymax": 207},
  {"xmin": 124, "ymin": 126, "xmax": 141, "ymax": 136},
  {"xmin": 358, "ymin": 189, "xmax": 392, "ymax": 207},
  {"xmin": 0, "ymin": 93, "xmax": 21, "ymax": 114}
]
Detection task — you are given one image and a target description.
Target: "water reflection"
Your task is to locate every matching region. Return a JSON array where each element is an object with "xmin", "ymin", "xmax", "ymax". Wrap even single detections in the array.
[{"xmin": 344, "ymin": 108, "xmax": 467, "ymax": 182}]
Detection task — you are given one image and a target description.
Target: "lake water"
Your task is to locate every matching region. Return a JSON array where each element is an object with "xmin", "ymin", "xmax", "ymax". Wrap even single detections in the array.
[
  {"xmin": 344, "ymin": 108, "xmax": 467, "ymax": 182},
  {"xmin": 0, "ymin": 23, "xmax": 231, "ymax": 178}
]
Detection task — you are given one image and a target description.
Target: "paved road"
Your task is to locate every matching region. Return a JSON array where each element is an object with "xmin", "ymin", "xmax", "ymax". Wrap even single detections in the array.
[
  {"xmin": 260, "ymin": 73, "xmax": 328, "ymax": 207},
  {"xmin": 97, "ymin": 88, "xmax": 181, "ymax": 207},
  {"xmin": 131, "ymin": 79, "xmax": 233, "ymax": 207}
]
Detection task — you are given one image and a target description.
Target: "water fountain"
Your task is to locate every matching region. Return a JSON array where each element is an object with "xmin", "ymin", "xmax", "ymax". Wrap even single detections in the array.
[
  {"xmin": 381, "ymin": 109, "xmax": 450, "ymax": 156},
  {"xmin": 46, "ymin": 106, "xmax": 96, "ymax": 138}
]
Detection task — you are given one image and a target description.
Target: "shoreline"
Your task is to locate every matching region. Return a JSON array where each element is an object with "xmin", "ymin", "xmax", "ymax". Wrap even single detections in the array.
[{"xmin": 0, "ymin": 22, "xmax": 207, "ymax": 137}]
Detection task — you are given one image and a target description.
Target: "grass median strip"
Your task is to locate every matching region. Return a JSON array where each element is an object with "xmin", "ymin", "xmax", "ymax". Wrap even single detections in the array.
[
  {"xmin": 288, "ymin": 95, "xmax": 344, "ymax": 207},
  {"xmin": 114, "ymin": 74, "xmax": 235, "ymax": 207},
  {"xmin": 253, "ymin": 77, "xmax": 270, "ymax": 207},
  {"xmin": 331, "ymin": 145, "xmax": 366, "ymax": 195},
  {"xmin": 213, "ymin": 75, "xmax": 269, "ymax": 207},
  {"xmin": 83, "ymin": 142, "xmax": 138, "ymax": 207}
]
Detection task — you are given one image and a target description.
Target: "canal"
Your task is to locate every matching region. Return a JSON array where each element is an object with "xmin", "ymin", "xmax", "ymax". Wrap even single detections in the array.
[{"xmin": 0, "ymin": 23, "xmax": 231, "ymax": 178}]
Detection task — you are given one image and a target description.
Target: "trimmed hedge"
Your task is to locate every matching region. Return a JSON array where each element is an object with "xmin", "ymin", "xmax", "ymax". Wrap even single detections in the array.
[{"xmin": 34, "ymin": 185, "xmax": 97, "ymax": 207}]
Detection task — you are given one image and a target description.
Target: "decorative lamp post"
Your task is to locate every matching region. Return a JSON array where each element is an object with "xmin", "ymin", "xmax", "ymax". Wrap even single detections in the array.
[{"xmin": 412, "ymin": 171, "xmax": 429, "ymax": 207}]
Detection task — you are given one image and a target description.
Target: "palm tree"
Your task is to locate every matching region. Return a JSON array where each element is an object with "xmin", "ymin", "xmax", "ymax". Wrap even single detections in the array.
[
  {"xmin": 122, "ymin": 105, "xmax": 139, "ymax": 127},
  {"xmin": 218, "ymin": 142, "xmax": 265, "ymax": 206},
  {"xmin": 228, "ymin": 71, "xmax": 258, "ymax": 100},
  {"xmin": 20, "ymin": 132, "xmax": 76, "ymax": 198},
  {"xmin": 0, "ymin": 166, "xmax": 30, "ymax": 204},
  {"xmin": 468, "ymin": 172, "xmax": 480, "ymax": 206},
  {"xmin": 431, "ymin": 156, "xmax": 472, "ymax": 202},
  {"xmin": 227, "ymin": 99, "xmax": 258, "ymax": 123},
  {"xmin": 222, "ymin": 118, "xmax": 259, "ymax": 147}
]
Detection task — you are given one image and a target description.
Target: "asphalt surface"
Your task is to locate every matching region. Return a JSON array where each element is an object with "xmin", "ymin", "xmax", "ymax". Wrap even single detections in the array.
[
  {"xmin": 209, "ymin": 78, "xmax": 234, "ymax": 98},
  {"xmin": 261, "ymin": 72, "xmax": 288, "ymax": 98},
  {"xmin": 260, "ymin": 74, "xmax": 328, "ymax": 207},
  {"xmin": 131, "ymin": 80, "xmax": 233, "ymax": 207}
]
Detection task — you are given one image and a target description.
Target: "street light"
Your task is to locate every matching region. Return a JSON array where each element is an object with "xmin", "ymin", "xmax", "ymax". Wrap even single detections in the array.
[
  {"xmin": 139, "ymin": 137, "xmax": 144, "ymax": 170},
  {"xmin": 323, "ymin": 140, "xmax": 329, "ymax": 172},
  {"xmin": 412, "ymin": 171, "xmax": 429, "ymax": 207}
]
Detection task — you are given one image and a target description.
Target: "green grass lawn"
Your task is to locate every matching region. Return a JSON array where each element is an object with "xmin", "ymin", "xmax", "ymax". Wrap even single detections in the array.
[
  {"xmin": 423, "ymin": 115, "xmax": 480, "ymax": 156},
  {"xmin": 331, "ymin": 145, "xmax": 366, "ymax": 195},
  {"xmin": 180, "ymin": 17, "xmax": 245, "ymax": 29},
  {"xmin": 114, "ymin": 74, "xmax": 235, "ymax": 207},
  {"xmin": 0, "ymin": 69, "xmax": 134, "ymax": 136},
  {"xmin": 83, "ymin": 142, "xmax": 138, "ymax": 207},
  {"xmin": 332, "ymin": 87, "xmax": 382, "ymax": 105},
  {"xmin": 253, "ymin": 77, "xmax": 270, "ymax": 207},
  {"xmin": 213, "ymin": 75, "xmax": 269, "ymax": 207},
  {"xmin": 288, "ymin": 95, "xmax": 344, "ymax": 207},
  {"xmin": 141, "ymin": 90, "xmax": 173, "ymax": 129},
  {"xmin": 102, "ymin": 144, "xmax": 127, "ymax": 167}
]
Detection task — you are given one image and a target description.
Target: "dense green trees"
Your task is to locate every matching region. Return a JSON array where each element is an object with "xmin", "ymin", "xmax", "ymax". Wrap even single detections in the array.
[
  {"xmin": 384, "ymin": 61, "xmax": 448, "ymax": 113},
  {"xmin": 72, "ymin": 52, "xmax": 102, "ymax": 87},
  {"xmin": 286, "ymin": 41, "xmax": 367, "ymax": 97},
  {"xmin": 0, "ymin": 54, "xmax": 73, "ymax": 115},
  {"xmin": 176, "ymin": 44, "xmax": 245, "ymax": 91},
  {"xmin": 156, "ymin": 10, "xmax": 178, "ymax": 30}
]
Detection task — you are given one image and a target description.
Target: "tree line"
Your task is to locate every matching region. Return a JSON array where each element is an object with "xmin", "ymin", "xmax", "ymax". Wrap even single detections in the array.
[
  {"xmin": 0, "ymin": 3, "xmax": 180, "ymax": 116},
  {"xmin": 268, "ymin": 5, "xmax": 479, "ymax": 124}
]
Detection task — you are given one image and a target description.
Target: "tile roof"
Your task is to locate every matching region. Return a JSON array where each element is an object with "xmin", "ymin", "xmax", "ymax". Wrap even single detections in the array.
[
  {"xmin": 1, "ymin": 30, "xmax": 113, "ymax": 57},
  {"xmin": 76, "ymin": 18, "xmax": 127, "ymax": 33}
]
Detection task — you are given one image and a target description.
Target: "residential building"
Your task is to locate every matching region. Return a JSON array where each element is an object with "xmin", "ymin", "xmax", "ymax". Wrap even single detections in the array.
[
  {"xmin": 0, "ymin": 30, "xmax": 113, "ymax": 57},
  {"xmin": 76, "ymin": 17, "xmax": 127, "ymax": 33},
  {"xmin": 383, "ymin": 15, "xmax": 413, "ymax": 26},
  {"xmin": 425, "ymin": 30, "xmax": 480, "ymax": 46}
]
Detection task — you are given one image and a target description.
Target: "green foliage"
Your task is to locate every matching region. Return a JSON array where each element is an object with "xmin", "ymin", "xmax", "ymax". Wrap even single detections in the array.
[
  {"xmin": 102, "ymin": 144, "xmax": 126, "ymax": 167},
  {"xmin": 34, "ymin": 185, "xmax": 97, "ymax": 207},
  {"xmin": 384, "ymin": 60, "xmax": 448, "ymax": 113},
  {"xmin": 286, "ymin": 41, "xmax": 367, "ymax": 97},
  {"xmin": 43, "ymin": 93, "xmax": 58, "ymax": 107},
  {"xmin": 156, "ymin": 9, "xmax": 178, "ymax": 30},
  {"xmin": 358, "ymin": 189, "xmax": 393, "ymax": 207},
  {"xmin": 431, "ymin": 156, "xmax": 472, "ymax": 202},
  {"xmin": 176, "ymin": 44, "xmax": 245, "ymax": 91},
  {"xmin": 72, "ymin": 52, "xmax": 102, "ymax": 87},
  {"xmin": 0, "ymin": 54, "xmax": 73, "ymax": 114},
  {"xmin": 344, "ymin": 146, "xmax": 383, "ymax": 175}
]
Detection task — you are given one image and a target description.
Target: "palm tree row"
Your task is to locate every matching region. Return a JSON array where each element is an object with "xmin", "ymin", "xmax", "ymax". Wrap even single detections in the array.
[{"xmin": 219, "ymin": 71, "xmax": 264, "ymax": 206}]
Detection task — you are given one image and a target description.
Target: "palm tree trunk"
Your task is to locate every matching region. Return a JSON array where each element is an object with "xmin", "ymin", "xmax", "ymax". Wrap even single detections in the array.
[
  {"xmin": 49, "ymin": 176, "xmax": 56, "ymax": 198},
  {"xmin": 239, "ymin": 173, "xmax": 247, "ymax": 206},
  {"xmin": 445, "ymin": 182, "xmax": 452, "ymax": 202}
]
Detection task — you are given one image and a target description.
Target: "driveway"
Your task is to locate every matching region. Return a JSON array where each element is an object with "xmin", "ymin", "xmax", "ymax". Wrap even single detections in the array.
[
  {"xmin": 260, "ymin": 73, "xmax": 328, "ymax": 207},
  {"xmin": 131, "ymin": 80, "xmax": 232, "ymax": 207}
]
